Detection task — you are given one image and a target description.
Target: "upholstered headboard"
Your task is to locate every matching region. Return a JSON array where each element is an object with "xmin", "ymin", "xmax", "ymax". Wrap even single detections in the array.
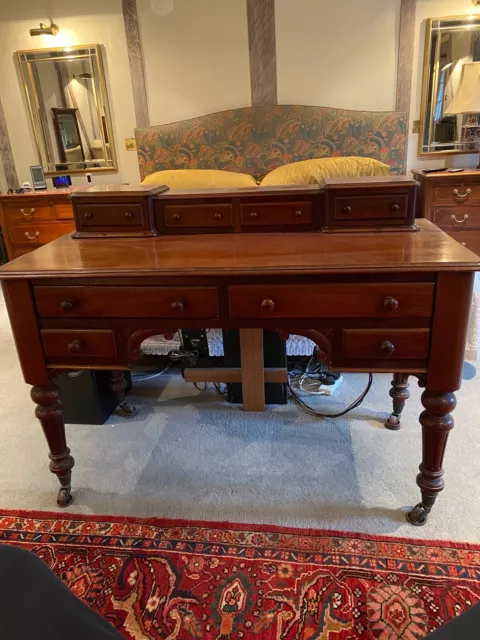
[{"xmin": 135, "ymin": 105, "xmax": 407, "ymax": 182}]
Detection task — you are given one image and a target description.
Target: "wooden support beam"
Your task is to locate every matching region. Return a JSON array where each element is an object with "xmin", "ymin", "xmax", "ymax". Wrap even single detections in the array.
[
  {"xmin": 184, "ymin": 367, "xmax": 287, "ymax": 384},
  {"xmin": 240, "ymin": 328, "xmax": 265, "ymax": 411}
]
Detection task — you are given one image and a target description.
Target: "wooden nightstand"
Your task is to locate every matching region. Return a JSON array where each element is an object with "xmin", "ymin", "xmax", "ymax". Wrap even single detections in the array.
[{"xmin": 412, "ymin": 168, "xmax": 480, "ymax": 255}]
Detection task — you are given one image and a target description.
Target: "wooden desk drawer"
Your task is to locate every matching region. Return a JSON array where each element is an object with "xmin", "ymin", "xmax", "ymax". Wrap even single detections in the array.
[
  {"xmin": 13, "ymin": 248, "xmax": 36, "ymax": 258},
  {"xmin": 342, "ymin": 329, "xmax": 430, "ymax": 360},
  {"xmin": 9, "ymin": 222, "xmax": 73, "ymax": 247},
  {"xmin": 434, "ymin": 185, "xmax": 480, "ymax": 204},
  {"xmin": 41, "ymin": 329, "xmax": 116, "ymax": 358},
  {"xmin": 164, "ymin": 204, "xmax": 233, "ymax": 228},
  {"xmin": 447, "ymin": 230, "xmax": 480, "ymax": 256},
  {"xmin": 432, "ymin": 207, "xmax": 480, "ymax": 230},
  {"xmin": 34, "ymin": 286, "xmax": 219, "ymax": 319},
  {"xmin": 4, "ymin": 203, "xmax": 54, "ymax": 223},
  {"xmin": 240, "ymin": 201, "xmax": 313, "ymax": 227},
  {"xmin": 54, "ymin": 203, "xmax": 74, "ymax": 219},
  {"xmin": 76, "ymin": 203, "xmax": 144, "ymax": 228},
  {"xmin": 332, "ymin": 195, "xmax": 408, "ymax": 225},
  {"xmin": 228, "ymin": 283, "xmax": 434, "ymax": 319}
]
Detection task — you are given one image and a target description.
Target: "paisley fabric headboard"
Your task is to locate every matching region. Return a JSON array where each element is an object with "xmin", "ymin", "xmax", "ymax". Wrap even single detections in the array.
[{"xmin": 135, "ymin": 105, "xmax": 407, "ymax": 181}]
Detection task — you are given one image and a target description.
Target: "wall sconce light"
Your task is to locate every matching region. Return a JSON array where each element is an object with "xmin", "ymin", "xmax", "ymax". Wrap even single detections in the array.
[{"xmin": 29, "ymin": 23, "xmax": 59, "ymax": 36}]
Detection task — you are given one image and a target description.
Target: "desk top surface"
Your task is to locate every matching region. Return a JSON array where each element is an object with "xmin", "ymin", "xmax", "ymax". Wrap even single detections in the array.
[{"xmin": 0, "ymin": 219, "xmax": 479, "ymax": 279}]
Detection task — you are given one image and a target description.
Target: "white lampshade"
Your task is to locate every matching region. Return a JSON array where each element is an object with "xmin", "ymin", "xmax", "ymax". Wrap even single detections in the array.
[{"xmin": 445, "ymin": 61, "xmax": 480, "ymax": 114}]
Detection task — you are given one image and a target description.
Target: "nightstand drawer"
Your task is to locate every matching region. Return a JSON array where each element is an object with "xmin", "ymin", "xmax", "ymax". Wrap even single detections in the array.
[
  {"xmin": 34, "ymin": 286, "xmax": 219, "ymax": 319},
  {"xmin": 448, "ymin": 230, "xmax": 480, "ymax": 256},
  {"xmin": 41, "ymin": 329, "xmax": 117, "ymax": 358},
  {"xmin": 54, "ymin": 202, "xmax": 74, "ymax": 219},
  {"xmin": 76, "ymin": 203, "xmax": 144, "ymax": 229},
  {"xmin": 229, "ymin": 283, "xmax": 434, "ymax": 319},
  {"xmin": 240, "ymin": 201, "xmax": 313, "ymax": 227},
  {"xmin": 432, "ymin": 207, "xmax": 480, "ymax": 230},
  {"xmin": 435, "ymin": 185, "xmax": 480, "ymax": 204},
  {"xmin": 4, "ymin": 203, "xmax": 54, "ymax": 223},
  {"xmin": 342, "ymin": 329, "xmax": 430, "ymax": 360},
  {"xmin": 9, "ymin": 222, "xmax": 73, "ymax": 247},
  {"xmin": 164, "ymin": 204, "xmax": 233, "ymax": 228},
  {"xmin": 332, "ymin": 194, "xmax": 409, "ymax": 225}
]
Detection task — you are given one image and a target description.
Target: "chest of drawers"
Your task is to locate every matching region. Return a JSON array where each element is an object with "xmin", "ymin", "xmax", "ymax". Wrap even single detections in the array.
[{"xmin": 0, "ymin": 190, "xmax": 75, "ymax": 261}]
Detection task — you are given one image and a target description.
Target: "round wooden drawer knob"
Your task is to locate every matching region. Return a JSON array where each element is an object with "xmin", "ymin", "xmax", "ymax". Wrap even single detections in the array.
[
  {"xmin": 173, "ymin": 213, "xmax": 181, "ymax": 221},
  {"xmin": 380, "ymin": 340, "xmax": 395, "ymax": 356},
  {"xmin": 390, "ymin": 204, "xmax": 399, "ymax": 212},
  {"xmin": 343, "ymin": 206, "xmax": 352, "ymax": 213},
  {"xmin": 125, "ymin": 211, "xmax": 134, "ymax": 219},
  {"xmin": 60, "ymin": 298, "xmax": 75, "ymax": 312},
  {"xmin": 250, "ymin": 212, "xmax": 258, "ymax": 218},
  {"xmin": 67, "ymin": 339, "xmax": 82, "ymax": 353},
  {"xmin": 294, "ymin": 210, "xmax": 302, "ymax": 217},
  {"xmin": 170, "ymin": 300, "xmax": 184, "ymax": 312},
  {"xmin": 84, "ymin": 211, "xmax": 93, "ymax": 219},
  {"xmin": 383, "ymin": 296, "xmax": 399, "ymax": 311},
  {"xmin": 261, "ymin": 298, "xmax": 275, "ymax": 312},
  {"xmin": 214, "ymin": 213, "xmax": 222, "ymax": 219}
]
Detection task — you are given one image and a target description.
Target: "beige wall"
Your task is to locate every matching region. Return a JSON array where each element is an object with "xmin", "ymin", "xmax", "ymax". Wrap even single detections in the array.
[
  {"xmin": 138, "ymin": 0, "xmax": 251, "ymax": 125},
  {"xmin": 0, "ymin": 0, "xmax": 139, "ymax": 186},
  {"xmin": 409, "ymin": 0, "xmax": 480, "ymax": 171},
  {"xmin": 276, "ymin": 0, "xmax": 400, "ymax": 111}
]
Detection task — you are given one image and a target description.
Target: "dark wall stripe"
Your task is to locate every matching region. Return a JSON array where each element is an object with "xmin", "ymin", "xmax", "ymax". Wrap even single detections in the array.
[
  {"xmin": 122, "ymin": 0, "xmax": 150, "ymax": 127},
  {"xmin": 247, "ymin": 0, "xmax": 277, "ymax": 106},
  {"xmin": 0, "ymin": 97, "xmax": 19, "ymax": 191}
]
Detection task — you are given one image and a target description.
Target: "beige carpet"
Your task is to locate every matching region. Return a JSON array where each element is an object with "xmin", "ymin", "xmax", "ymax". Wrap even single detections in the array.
[{"xmin": 0, "ymin": 287, "xmax": 479, "ymax": 543}]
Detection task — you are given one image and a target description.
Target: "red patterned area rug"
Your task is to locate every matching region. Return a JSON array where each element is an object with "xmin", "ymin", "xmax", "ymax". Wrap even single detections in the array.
[{"xmin": 0, "ymin": 510, "xmax": 479, "ymax": 639}]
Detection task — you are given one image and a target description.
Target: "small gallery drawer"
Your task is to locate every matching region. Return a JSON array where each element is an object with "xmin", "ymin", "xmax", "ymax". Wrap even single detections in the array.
[
  {"xmin": 54, "ymin": 202, "xmax": 74, "ymax": 219},
  {"xmin": 164, "ymin": 204, "xmax": 233, "ymax": 228},
  {"xmin": 76, "ymin": 203, "xmax": 144, "ymax": 228},
  {"xmin": 447, "ymin": 230, "xmax": 480, "ymax": 257},
  {"xmin": 34, "ymin": 285, "xmax": 219, "ymax": 319},
  {"xmin": 432, "ymin": 207, "xmax": 480, "ymax": 230},
  {"xmin": 9, "ymin": 222, "xmax": 73, "ymax": 247},
  {"xmin": 434, "ymin": 185, "xmax": 480, "ymax": 204},
  {"xmin": 240, "ymin": 201, "xmax": 313, "ymax": 227},
  {"xmin": 342, "ymin": 329, "xmax": 430, "ymax": 360},
  {"xmin": 4, "ymin": 203, "xmax": 54, "ymax": 223},
  {"xmin": 229, "ymin": 283, "xmax": 434, "ymax": 319},
  {"xmin": 332, "ymin": 194, "xmax": 408, "ymax": 225},
  {"xmin": 41, "ymin": 329, "xmax": 117, "ymax": 358}
]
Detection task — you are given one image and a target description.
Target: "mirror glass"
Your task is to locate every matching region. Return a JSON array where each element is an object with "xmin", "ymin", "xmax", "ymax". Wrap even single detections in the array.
[
  {"xmin": 419, "ymin": 16, "xmax": 480, "ymax": 156},
  {"xmin": 17, "ymin": 45, "xmax": 117, "ymax": 174}
]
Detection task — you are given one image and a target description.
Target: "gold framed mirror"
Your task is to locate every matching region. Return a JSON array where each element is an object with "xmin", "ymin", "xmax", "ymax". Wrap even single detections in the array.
[
  {"xmin": 419, "ymin": 15, "xmax": 480, "ymax": 157},
  {"xmin": 17, "ymin": 44, "xmax": 117, "ymax": 175}
]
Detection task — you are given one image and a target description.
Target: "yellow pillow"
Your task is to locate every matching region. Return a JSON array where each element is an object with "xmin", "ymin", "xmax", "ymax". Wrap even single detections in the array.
[
  {"xmin": 260, "ymin": 157, "xmax": 390, "ymax": 186},
  {"xmin": 142, "ymin": 169, "xmax": 258, "ymax": 188}
]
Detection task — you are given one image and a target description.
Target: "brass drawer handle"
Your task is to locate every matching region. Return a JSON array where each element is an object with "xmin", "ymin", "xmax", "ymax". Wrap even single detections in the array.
[
  {"xmin": 20, "ymin": 208, "xmax": 34, "ymax": 216},
  {"xmin": 84, "ymin": 211, "xmax": 93, "ymax": 219},
  {"xmin": 462, "ymin": 241, "xmax": 467, "ymax": 247},
  {"xmin": 125, "ymin": 211, "xmax": 134, "ymax": 219},
  {"xmin": 173, "ymin": 213, "xmax": 181, "ymax": 221},
  {"xmin": 343, "ymin": 205, "xmax": 352, "ymax": 213},
  {"xmin": 380, "ymin": 340, "xmax": 395, "ymax": 356},
  {"xmin": 250, "ymin": 211, "xmax": 258, "ymax": 218},
  {"xmin": 383, "ymin": 296, "xmax": 399, "ymax": 311},
  {"xmin": 170, "ymin": 299, "xmax": 184, "ymax": 312},
  {"xmin": 214, "ymin": 212, "xmax": 222, "ymax": 219},
  {"xmin": 24, "ymin": 231, "xmax": 40, "ymax": 240},
  {"xmin": 294, "ymin": 210, "xmax": 302, "ymax": 217},
  {"xmin": 451, "ymin": 213, "xmax": 469, "ymax": 224},
  {"xmin": 453, "ymin": 188, "xmax": 471, "ymax": 198},
  {"xmin": 261, "ymin": 298, "xmax": 275, "ymax": 312},
  {"xmin": 67, "ymin": 339, "xmax": 82, "ymax": 353},
  {"xmin": 390, "ymin": 204, "xmax": 399, "ymax": 212},
  {"xmin": 60, "ymin": 298, "xmax": 75, "ymax": 312}
]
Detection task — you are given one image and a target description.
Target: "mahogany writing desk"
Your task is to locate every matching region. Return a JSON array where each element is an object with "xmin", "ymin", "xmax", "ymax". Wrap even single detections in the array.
[{"xmin": 1, "ymin": 219, "xmax": 479, "ymax": 526}]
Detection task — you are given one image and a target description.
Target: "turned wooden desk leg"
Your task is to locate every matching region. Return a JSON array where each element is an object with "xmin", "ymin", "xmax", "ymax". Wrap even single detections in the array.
[
  {"xmin": 31, "ymin": 383, "xmax": 74, "ymax": 508},
  {"xmin": 407, "ymin": 390, "xmax": 456, "ymax": 526},
  {"xmin": 385, "ymin": 373, "xmax": 410, "ymax": 430},
  {"xmin": 110, "ymin": 370, "xmax": 137, "ymax": 418}
]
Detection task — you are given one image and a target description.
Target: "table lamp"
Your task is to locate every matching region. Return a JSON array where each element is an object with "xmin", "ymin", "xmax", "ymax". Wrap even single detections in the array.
[{"xmin": 445, "ymin": 61, "xmax": 480, "ymax": 168}]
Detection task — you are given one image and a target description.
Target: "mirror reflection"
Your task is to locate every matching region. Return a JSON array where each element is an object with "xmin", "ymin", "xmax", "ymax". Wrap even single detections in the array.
[
  {"xmin": 17, "ymin": 45, "xmax": 117, "ymax": 174},
  {"xmin": 420, "ymin": 16, "xmax": 480, "ymax": 156}
]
